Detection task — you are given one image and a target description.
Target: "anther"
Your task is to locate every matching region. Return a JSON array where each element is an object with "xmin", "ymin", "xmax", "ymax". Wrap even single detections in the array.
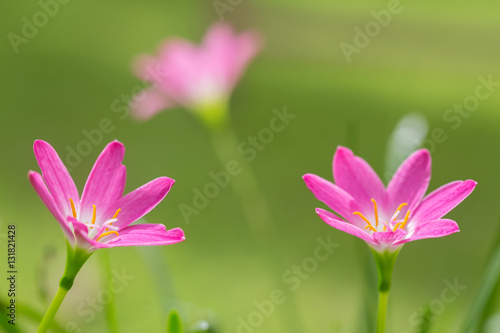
[
  {"xmin": 400, "ymin": 210, "xmax": 410, "ymax": 229},
  {"xmin": 69, "ymin": 198, "xmax": 77, "ymax": 218},
  {"xmin": 96, "ymin": 231, "xmax": 119, "ymax": 241},
  {"xmin": 365, "ymin": 225, "xmax": 377, "ymax": 232},
  {"xmin": 353, "ymin": 212, "xmax": 373, "ymax": 227},
  {"xmin": 371, "ymin": 199, "xmax": 379, "ymax": 227}
]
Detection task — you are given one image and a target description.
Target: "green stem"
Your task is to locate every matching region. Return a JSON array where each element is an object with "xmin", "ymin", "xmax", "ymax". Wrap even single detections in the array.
[
  {"xmin": 371, "ymin": 248, "xmax": 400, "ymax": 333},
  {"xmin": 37, "ymin": 243, "xmax": 92, "ymax": 333},
  {"xmin": 377, "ymin": 290, "xmax": 389, "ymax": 333},
  {"xmin": 36, "ymin": 287, "xmax": 69, "ymax": 333},
  {"xmin": 195, "ymin": 102, "xmax": 303, "ymax": 331},
  {"xmin": 197, "ymin": 102, "xmax": 275, "ymax": 239}
]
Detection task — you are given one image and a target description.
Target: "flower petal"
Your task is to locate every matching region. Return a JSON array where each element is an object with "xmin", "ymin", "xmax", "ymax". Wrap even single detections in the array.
[
  {"xmin": 69, "ymin": 216, "xmax": 109, "ymax": 251},
  {"xmin": 104, "ymin": 224, "xmax": 185, "ymax": 247},
  {"xmin": 155, "ymin": 39, "xmax": 206, "ymax": 106},
  {"xmin": 202, "ymin": 23, "xmax": 262, "ymax": 91},
  {"xmin": 33, "ymin": 140, "xmax": 80, "ymax": 218},
  {"xmin": 105, "ymin": 177, "xmax": 175, "ymax": 228},
  {"xmin": 303, "ymin": 173, "xmax": 366, "ymax": 227},
  {"xmin": 372, "ymin": 229, "xmax": 407, "ymax": 247},
  {"xmin": 130, "ymin": 87, "xmax": 175, "ymax": 120},
  {"xmin": 412, "ymin": 180, "xmax": 477, "ymax": 223},
  {"xmin": 316, "ymin": 208, "xmax": 376, "ymax": 245},
  {"xmin": 393, "ymin": 219, "xmax": 459, "ymax": 245},
  {"xmin": 386, "ymin": 149, "xmax": 431, "ymax": 213},
  {"xmin": 80, "ymin": 141, "xmax": 126, "ymax": 221},
  {"xmin": 333, "ymin": 146, "xmax": 385, "ymax": 212},
  {"xmin": 28, "ymin": 171, "xmax": 73, "ymax": 239}
]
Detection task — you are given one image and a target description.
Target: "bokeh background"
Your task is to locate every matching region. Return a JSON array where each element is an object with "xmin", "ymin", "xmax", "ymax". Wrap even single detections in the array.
[{"xmin": 1, "ymin": 0, "xmax": 500, "ymax": 332}]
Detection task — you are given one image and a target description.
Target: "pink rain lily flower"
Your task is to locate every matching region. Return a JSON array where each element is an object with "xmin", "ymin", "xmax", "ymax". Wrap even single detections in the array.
[
  {"xmin": 131, "ymin": 22, "xmax": 262, "ymax": 120},
  {"xmin": 29, "ymin": 140, "xmax": 185, "ymax": 252},
  {"xmin": 304, "ymin": 147, "xmax": 476, "ymax": 252}
]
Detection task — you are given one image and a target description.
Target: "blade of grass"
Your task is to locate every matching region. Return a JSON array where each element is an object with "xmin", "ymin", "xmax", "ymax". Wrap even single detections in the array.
[
  {"xmin": 461, "ymin": 239, "xmax": 500, "ymax": 333},
  {"xmin": 167, "ymin": 309, "xmax": 184, "ymax": 333}
]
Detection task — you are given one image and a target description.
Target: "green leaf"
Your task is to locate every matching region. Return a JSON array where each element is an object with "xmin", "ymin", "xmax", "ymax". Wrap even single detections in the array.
[
  {"xmin": 461, "ymin": 242, "xmax": 500, "ymax": 333},
  {"xmin": 167, "ymin": 309, "xmax": 184, "ymax": 333}
]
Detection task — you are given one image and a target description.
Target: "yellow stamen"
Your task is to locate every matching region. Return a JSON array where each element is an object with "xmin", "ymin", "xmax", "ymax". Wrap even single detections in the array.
[
  {"xmin": 106, "ymin": 209, "xmax": 122, "ymax": 231},
  {"xmin": 365, "ymin": 225, "xmax": 377, "ymax": 232},
  {"xmin": 383, "ymin": 225, "xmax": 387, "ymax": 232},
  {"xmin": 371, "ymin": 199, "xmax": 379, "ymax": 227},
  {"xmin": 96, "ymin": 231, "xmax": 119, "ymax": 241},
  {"xmin": 92, "ymin": 205, "xmax": 96, "ymax": 224},
  {"xmin": 112, "ymin": 208, "xmax": 121, "ymax": 219},
  {"xmin": 400, "ymin": 210, "xmax": 410, "ymax": 229},
  {"xmin": 353, "ymin": 212, "xmax": 373, "ymax": 227},
  {"xmin": 393, "ymin": 222, "xmax": 402, "ymax": 231},
  {"xmin": 69, "ymin": 198, "xmax": 77, "ymax": 218},
  {"xmin": 395, "ymin": 203, "xmax": 408, "ymax": 214}
]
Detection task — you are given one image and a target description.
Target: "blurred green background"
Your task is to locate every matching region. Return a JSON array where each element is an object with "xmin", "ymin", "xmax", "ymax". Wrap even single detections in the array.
[{"xmin": 1, "ymin": 0, "xmax": 500, "ymax": 332}]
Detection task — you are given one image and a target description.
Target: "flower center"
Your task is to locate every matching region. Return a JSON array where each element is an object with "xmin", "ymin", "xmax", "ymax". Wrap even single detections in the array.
[
  {"xmin": 69, "ymin": 198, "xmax": 121, "ymax": 241},
  {"xmin": 353, "ymin": 199, "xmax": 410, "ymax": 233}
]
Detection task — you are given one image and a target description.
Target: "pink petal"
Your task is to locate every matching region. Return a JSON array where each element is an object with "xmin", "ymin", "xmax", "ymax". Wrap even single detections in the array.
[
  {"xmin": 202, "ymin": 23, "xmax": 262, "ymax": 90},
  {"xmin": 394, "ymin": 219, "xmax": 459, "ymax": 245},
  {"xmin": 104, "ymin": 177, "xmax": 175, "ymax": 228},
  {"xmin": 130, "ymin": 87, "xmax": 175, "ymax": 120},
  {"xmin": 33, "ymin": 140, "xmax": 80, "ymax": 218},
  {"xmin": 156, "ymin": 39, "xmax": 205, "ymax": 106},
  {"xmin": 133, "ymin": 54, "xmax": 163, "ymax": 85},
  {"xmin": 333, "ymin": 146, "xmax": 386, "ymax": 213},
  {"xmin": 132, "ymin": 25, "xmax": 261, "ymax": 110},
  {"xmin": 386, "ymin": 149, "xmax": 431, "ymax": 213},
  {"xmin": 69, "ymin": 216, "xmax": 109, "ymax": 250},
  {"xmin": 316, "ymin": 208, "xmax": 376, "ymax": 245},
  {"xmin": 372, "ymin": 228, "xmax": 406, "ymax": 247},
  {"xmin": 412, "ymin": 180, "xmax": 477, "ymax": 223},
  {"xmin": 104, "ymin": 225, "xmax": 185, "ymax": 247},
  {"xmin": 28, "ymin": 171, "xmax": 73, "ymax": 239},
  {"xmin": 303, "ymin": 173, "xmax": 365, "ymax": 227},
  {"xmin": 80, "ymin": 141, "xmax": 126, "ymax": 222}
]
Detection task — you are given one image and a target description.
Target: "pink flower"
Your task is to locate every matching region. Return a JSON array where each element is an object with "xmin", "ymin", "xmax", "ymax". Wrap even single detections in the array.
[
  {"xmin": 29, "ymin": 140, "xmax": 185, "ymax": 252},
  {"xmin": 131, "ymin": 23, "xmax": 262, "ymax": 120},
  {"xmin": 303, "ymin": 147, "xmax": 476, "ymax": 252}
]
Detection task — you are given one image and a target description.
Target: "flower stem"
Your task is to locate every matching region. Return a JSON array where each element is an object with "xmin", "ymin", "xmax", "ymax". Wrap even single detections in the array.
[
  {"xmin": 198, "ymin": 102, "xmax": 275, "ymax": 239},
  {"xmin": 36, "ymin": 286, "xmax": 69, "ymax": 333},
  {"xmin": 196, "ymin": 103, "xmax": 304, "ymax": 332},
  {"xmin": 37, "ymin": 243, "xmax": 91, "ymax": 333},
  {"xmin": 376, "ymin": 290, "xmax": 389, "ymax": 333},
  {"xmin": 371, "ymin": 248, "xmax": 400, "ymax": 333}
]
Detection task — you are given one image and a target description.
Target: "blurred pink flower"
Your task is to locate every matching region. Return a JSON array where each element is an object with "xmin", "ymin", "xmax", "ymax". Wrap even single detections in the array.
[
  {"xmin": 29, "ymin": 140, "xmax": 185, "ymax": 252},
  {"xmin": 304, "ymin": 147, "xmax": 476, "ymax": 252},
  {"xmin": 131, "ymin": 23, "xmax": 262, "ymax": 120}
]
